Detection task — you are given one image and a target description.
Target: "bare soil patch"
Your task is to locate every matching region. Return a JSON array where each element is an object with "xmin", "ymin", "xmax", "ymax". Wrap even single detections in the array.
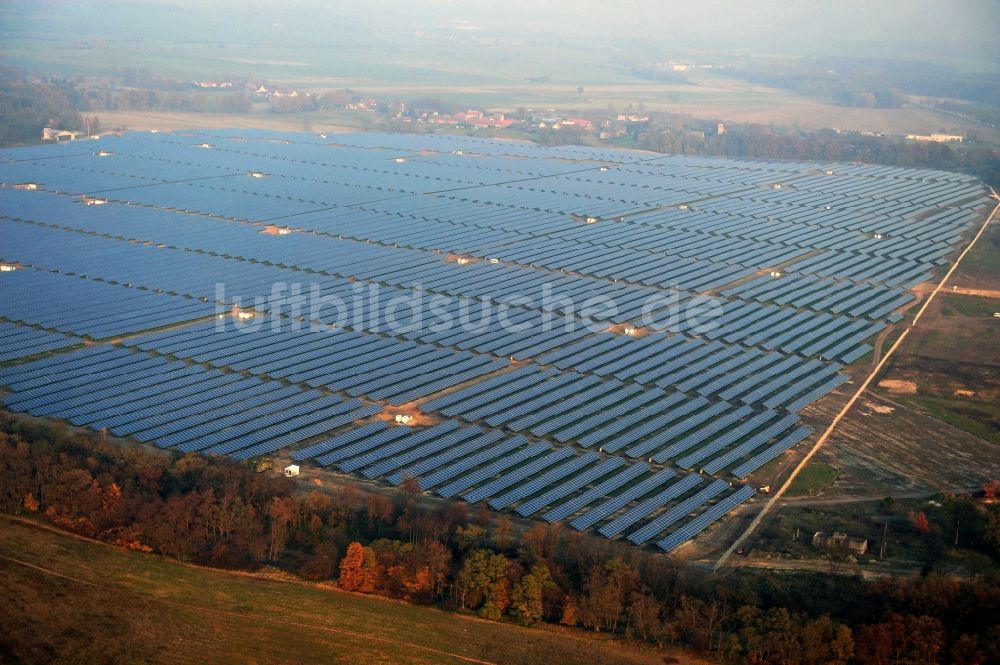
[{"xmin": 878, "ymin": 380, "xmax": 917, "ymax": 394}]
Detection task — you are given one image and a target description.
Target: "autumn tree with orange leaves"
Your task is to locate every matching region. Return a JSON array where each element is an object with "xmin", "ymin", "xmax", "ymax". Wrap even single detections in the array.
[{"xmin": 339, "ymin": 541, "xmax": 378, "ymax": 593}]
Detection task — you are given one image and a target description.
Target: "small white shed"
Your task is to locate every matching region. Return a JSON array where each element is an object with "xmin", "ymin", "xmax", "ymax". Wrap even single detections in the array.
[{"xmin": 284, "ymin": 464, "xmax": 300, "ymax": 477}]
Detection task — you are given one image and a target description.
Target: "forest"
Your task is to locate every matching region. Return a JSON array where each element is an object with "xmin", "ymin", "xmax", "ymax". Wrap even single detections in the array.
[
  {"xmin": 1, "ymin": 413, "xmax": 999, "ymax": 664},
  {"xmin": 0, "ymin": 68, "xmax": 84, "ymax": 147}
]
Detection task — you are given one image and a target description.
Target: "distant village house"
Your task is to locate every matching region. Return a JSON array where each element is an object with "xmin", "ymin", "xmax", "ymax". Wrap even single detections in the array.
[
  {"xmin": 42, "ymin": 127, "xmax": 82, "ymax": 142},
  {"xmin": 905, "ymin": 133, "xmax": 963, "ymax": 143}
]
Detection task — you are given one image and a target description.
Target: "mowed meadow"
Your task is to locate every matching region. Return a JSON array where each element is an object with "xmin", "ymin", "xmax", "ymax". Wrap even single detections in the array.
[{"xmin": 0, "ymin": 516, "xmax": 688, "ymax": 665}]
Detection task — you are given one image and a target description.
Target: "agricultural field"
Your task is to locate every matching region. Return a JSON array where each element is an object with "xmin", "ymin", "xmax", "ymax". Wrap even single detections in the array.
[
  {"xmin": 89, "ymin": 77, "xmax": 1000, "ymax": 143},
  {"xmin": 0, "ymin": 515, "xmax": 683, "ymax": 665},
  {"xmin": 0, "ymin": 129, "xmax": 993, "ymax": 557},
  {"xmin": 86, "ymin": 109, "xmax": 364, "ymax": 135}
]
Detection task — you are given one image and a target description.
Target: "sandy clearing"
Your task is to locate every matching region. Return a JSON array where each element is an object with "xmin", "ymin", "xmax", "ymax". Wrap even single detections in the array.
[{"xmin": 878, "ymin": 379, "xmax": 918, "ymax": 394}]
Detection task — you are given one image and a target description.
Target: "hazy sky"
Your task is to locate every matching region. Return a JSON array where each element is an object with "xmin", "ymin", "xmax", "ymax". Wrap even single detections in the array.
[
  {"xmin": 240, "ymin": 0, "xmax": 1000, "ymax": 56},
  {"xmin": 6, "ymin": 0, "xmax": 1000, "ymax": 67}
]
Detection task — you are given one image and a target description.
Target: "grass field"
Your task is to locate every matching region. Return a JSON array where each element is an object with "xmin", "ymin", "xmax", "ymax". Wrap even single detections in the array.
[
  {"xmin": 873, "ymin": 214, "xmax": 1000, "ymax": 447},
  {"xmin": 0, "ymin": 516, "xmax": 696, "ymax": 665},
  {"xmin": 953, "ymin": 221, "xmax": 1000, "ymax": 291},
  {"xmin": 94, "ymin": 109, "xmax": 366, "ymax": 134},
  {"xmin": 939, "ymin": 293, "xmax": 1000, "ymax": 318},
  {"xmin": 786, "ymin": 463, "xmax": 839, "ymax": 497},
  {"xmin": 894, "ymin": 394, "xmax": 1000, "ymax": 445}
]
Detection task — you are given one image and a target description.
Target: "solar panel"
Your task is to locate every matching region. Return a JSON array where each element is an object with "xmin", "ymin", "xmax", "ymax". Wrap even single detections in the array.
[
  {"xmin": 731, "ymin": 426, "xmax": 812, "ymax": 478},
  {"xmin": 358, "ymin": 424, "xmax": 485, "ymax": 478},
  {"xmin": 625, "ymin": 477, "xmax": 726, "ymax": 544},
  {"xmin": 699, "ymin": 414, "xmax": 800, "ymax": 475},
  {"xmin": 463, "ymin": 446, "xmax": 577, "ymax": 504},
  {"xmin": 292, "ymin": 421, "xmax": 389, "ymax": 461},
  {"xmin": 489, "ymin": 451, "xmax": 600, "ymax": 509},
  {"xmin": 675, "ymin": 410, "xmax": 780, "ymax": 469},
  {"xmin": 657, "ymin": 485, "xmax": 756, "ymax": 552},
  {"xmin": 386, "ymin": 429, "xmax": 506, "ymax": 485},
  {"xmin": 316, "ymin": 425, "xmax": 413, "ymax": 468},
  {"xmin": 435, "ymin": 439, "xmax": 544, "ymax": 497},
  {"xmin": 570, "ymin": 468, "xmax": 676, "ymax": 531},
  {"xmin": 599, "ymin": 474, "xmax": 704, "ymax": 538},
  {"xmin": 516, "ymin": 457, "xmax": 626, "ymax": 517},
  {"xmin": 542, "ymin": 462, "xmax": 649, "ymax": 523}
]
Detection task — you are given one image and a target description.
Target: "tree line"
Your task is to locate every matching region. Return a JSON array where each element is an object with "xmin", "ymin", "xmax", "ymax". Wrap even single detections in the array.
[
  {"xmin": 723, "ymin": 57, "xmax": 1000, "ymax": 110},
  {"xmin": 1, "ymin": 413, "xmax": 999, "ymax": 664},
  {"xmin": 626, "ymin": 122, "xmax": 1000, "ymax": 190}
]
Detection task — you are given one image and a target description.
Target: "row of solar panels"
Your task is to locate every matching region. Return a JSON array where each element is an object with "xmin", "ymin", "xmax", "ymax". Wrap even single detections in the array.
[
  {"xmin": 23, "ymin": 173, "xmax": 761, "ymax": 293},
  {"xmin": 0, "ymin": 260, "xmax": 859, "ymax": 437},
  {"xmin": 689, "ymin": 188, "xmax": 978, "ymax": 236},
  {"xmin": 122, "ymin": 309, "xmax": 842, "ymax": 470},
  {"xmin": 0, "ymin": 322, "xmax": 81, "ymax": 363},
  {"xmin": 103, "ymin": 133, "xmax": 736, "ymax": 212},
  {"xmin": 2, "ymin": 193, "xmax": 683, "ymax": 326},
  {"xmin": 492, "ymin": 236, "xmax": 760, "ymax": 293},
  {"xmin": 722, "ymin": 272, "xmax": 915, "ymax": 321},
  {"xmin": 155, "ymin": 129, "xmax": 981, "ymax": 204},
  {"xmin": 0, "ymin": 338, "xmax": 762, "ymax": 552},
  {"xmin": 783, "ymin": 249, "xmax": 931, "ymax": 289},
  {"xmin": 629, "ymin": 296, "xmax": 878, "ymax": 364},
  {"xmin": 166, "ymin": 132, "xmax": 984, "ymax": 270},
  {"xmin": 536, "ymin": 332, "xmax": 848, "ymax": 405},
  {"xmin": 13, "ymin": 132, "xmax": 984, "ymax": 304},
  {"xmin": 626, "ymin": 202, "xmax": 972, "ymax": 271},
  {"xmin": 725, "ymin": 173, "xmax": 983, "ymax": 220},
  {"xmin": 127, "ymin": 318, "xmax": 510, "ymax": 406},
  {"xmin": 1, "ymin": 131, "xmax": 976, "ymax": 520},
  {"xmin": 407, "ymin": 159, "xmax": 980, "ymax": 248},
  {"xmin": 415, "ymin": 363, "xmax": 818, "ymax": 472},
  {"xmin": 0, "ymin": 268, "xmax": 214, "ymax": 339},
  {"xmin": 292, "ymin": 419, "xmax": 757, "ymax": 551},
  {"xmin": 0, "ymin": 299, "xmax": 831, "ymax": 481},
  {"xmin": 0, "ymin": 346, "xmax": 380, "ymax": 459},
  {"xmin": 707, "ymin": 198, "xmax": 973, "ymax": 257},
  {"xmin": 1, "ymin": 210, "xmax": 868, "ymax": 480},
  {"xmin": 744, "ymin": 177, "xmax": 985, "ymax": 219},
  {"xmin": 0, "ymin": 278, "xmax": 836, "ymax": 478},
  {"xmin": 10, "ymin": 128, "xmax": 981, "ymax": 195}
]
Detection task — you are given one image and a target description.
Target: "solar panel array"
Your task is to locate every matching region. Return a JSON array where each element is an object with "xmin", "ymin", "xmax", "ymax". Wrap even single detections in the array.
[
  {"xmin": 0, "ymin": 129, "xmax": 989, "ymax": 553},
  {"xmin": 0, "ymin": 322, "xmax": 82, "ymax": 362}
]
